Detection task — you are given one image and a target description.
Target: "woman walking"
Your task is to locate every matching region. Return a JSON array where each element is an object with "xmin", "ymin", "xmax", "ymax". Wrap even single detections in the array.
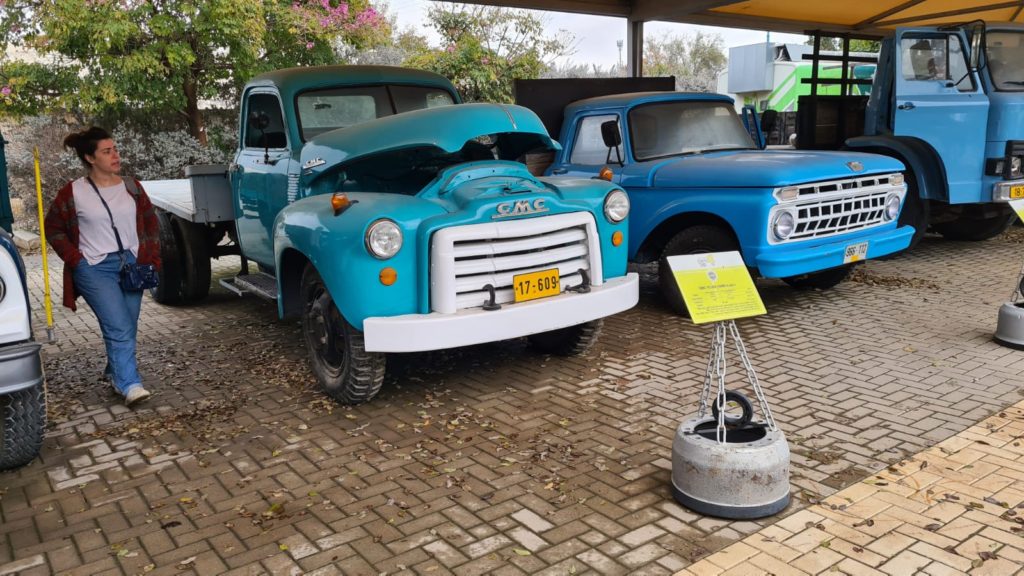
[{"xmin": 45, "ymin": 127, "xmax": 162, "ymax": 406}]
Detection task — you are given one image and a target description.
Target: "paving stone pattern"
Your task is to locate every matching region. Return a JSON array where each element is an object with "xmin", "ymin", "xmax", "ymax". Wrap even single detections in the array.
[{"xmin": 2, "ymin": 230, "xmax": 1024, "ymax": 575}]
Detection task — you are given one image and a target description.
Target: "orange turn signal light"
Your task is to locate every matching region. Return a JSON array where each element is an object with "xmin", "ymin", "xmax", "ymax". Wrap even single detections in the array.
[
  {"xmin": 379, "ymin": 267, "xmax": 397, "ymax": 286},
  {"xmin": 611, "ymin": 231, "xmax": 624, "ymax": 247},
  {"xmin": 331, "ymin": 192, "xmax": 351, "ymax": 216},
  {"xmin": 598, "ymin": 166, "xmax": 614, "ymax": 181}
]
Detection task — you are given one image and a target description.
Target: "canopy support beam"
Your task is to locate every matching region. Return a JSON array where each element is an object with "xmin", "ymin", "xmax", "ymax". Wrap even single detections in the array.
[{"xmin": 627, "ymin": 19, "xmax": 644, "ymax": 77}]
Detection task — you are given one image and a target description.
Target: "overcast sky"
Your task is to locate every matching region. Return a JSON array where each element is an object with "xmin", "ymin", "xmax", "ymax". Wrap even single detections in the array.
[{"xmin": 387, "ymin": 0, "xmax": 809, "ymax": 68}]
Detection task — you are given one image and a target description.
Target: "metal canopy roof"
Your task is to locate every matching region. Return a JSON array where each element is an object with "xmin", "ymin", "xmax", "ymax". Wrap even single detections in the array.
[{"xmin": 456, "ymin": 0, "xmax": 1024, "ymax": 35}]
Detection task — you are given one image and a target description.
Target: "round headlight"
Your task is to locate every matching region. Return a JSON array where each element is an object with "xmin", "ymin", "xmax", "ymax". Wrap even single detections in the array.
[
  {"xmin": 884, "ymin": 193, "xmax": 901, "ymax": 221},
  {"xmin": 772, "ymin": 210, "xmax": 795, "ymax": 241},
  {"xmin": 1012, "ymin": 156, "xmax": 1022, "ymax": 176},
  {"xmin": 365, "ymin": 219, "xmax": 403, "ymax": 259},
  {"xmin": 604, "ymin": 190, "xmax": 630, "ymax": 223}
]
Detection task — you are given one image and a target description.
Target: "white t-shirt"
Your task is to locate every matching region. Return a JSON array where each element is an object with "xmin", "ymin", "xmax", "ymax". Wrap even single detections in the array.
[{"xmin": 72, "ymin": 177, "xmax": 139, "ymax": 265}]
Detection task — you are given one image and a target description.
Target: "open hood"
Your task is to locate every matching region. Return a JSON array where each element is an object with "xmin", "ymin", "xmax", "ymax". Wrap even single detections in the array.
[{"xmin": 300, "ymin": 103, "xmax": 559, "ymax": 196}]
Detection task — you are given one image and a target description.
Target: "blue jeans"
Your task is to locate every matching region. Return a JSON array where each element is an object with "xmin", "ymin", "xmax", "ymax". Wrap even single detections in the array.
[{"xmin": 72, "ymin": 252, "xmax": 144, "ymax": 395}]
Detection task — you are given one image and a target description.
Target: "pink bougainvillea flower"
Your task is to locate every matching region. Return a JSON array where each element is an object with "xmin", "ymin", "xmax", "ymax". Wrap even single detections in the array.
[
  {"xmin": 306, "ymin": 41, "xmax": 315, "ymax": 49},
  {"xmin": 0, "ymin": 86, "xmax": 11, "ymax": 96}
]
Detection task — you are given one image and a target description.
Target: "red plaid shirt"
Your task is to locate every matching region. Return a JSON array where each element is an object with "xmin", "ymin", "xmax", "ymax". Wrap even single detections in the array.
[{"xmin": 45, "ymin": 177, "xmax": 162, "ymax": 311}]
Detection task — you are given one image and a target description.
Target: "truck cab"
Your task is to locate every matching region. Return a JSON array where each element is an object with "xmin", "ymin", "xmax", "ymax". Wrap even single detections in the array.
[
  {"xmin": 537, "ymin": 87, "xmax": 912, "ymax": 315},
  {"xmin": 146, "ymin": 66, "xmax": 639, "ymax": 405},
  {"xmin": 803, "ymin": 24, "xmax": 1022, "ymax": 243}
]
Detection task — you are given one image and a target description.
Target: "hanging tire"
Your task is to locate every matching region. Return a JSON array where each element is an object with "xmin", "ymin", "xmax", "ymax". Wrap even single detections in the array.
[
  {"xmin": 782, "ymin": 264, "xmax": 853, "ymax": 290},
  {"xmin": 149, "ymin": 211, "xmax": 184, "ymax": 305},
  {"xmin": 0, "ymin": 384, "xmax": 46, "ymax": 470},
  {"xmin": 710, "ymin": 390, "xmax": 754, "ymax": 427},
  {"xmin": 527, "ymin": 319, "xmax": 603, "ymax": 356},
  {"xmin": 301, "ymin": 265, "xmax": 386, "ymax": 405},
  {"xmin": 172, "ymin": 216, "xmax": 211, "ymax": 303},
  {"xmin": 898, "ymin": 176, "xmax": 929, "ymax": 249},
  {"xmin": 658, "ymin": 225, "xmax": 739, "ymax": 316},
  {"xmin": 933, "ymin": 212, "xmax": 1015, "ymax": 241}
]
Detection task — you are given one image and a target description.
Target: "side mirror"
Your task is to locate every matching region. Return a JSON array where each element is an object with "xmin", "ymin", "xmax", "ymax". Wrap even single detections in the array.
[
  {"xmin": 600, "ymin": 120, "xmax": 624, "ymax": 167},
  {"xmin": 600, "ymin": 120, "xmax": 622, "ymax": 147},
  {"xmin": 969, "ymin": 24, "xmax": 983, "ymax": 70}
]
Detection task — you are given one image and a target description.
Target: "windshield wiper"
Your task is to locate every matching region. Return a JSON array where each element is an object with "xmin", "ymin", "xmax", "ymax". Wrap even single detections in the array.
[{"xmin": 1002, "ymin": 80, "xmax": 1024, "ymax": 85}]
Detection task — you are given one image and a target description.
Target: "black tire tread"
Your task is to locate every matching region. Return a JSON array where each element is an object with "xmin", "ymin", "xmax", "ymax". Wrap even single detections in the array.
[
  {"xmin": 0, "ymin": 385, "xmax": 46, "ymax": 470},
  {"xmin": 527, "ymin": 319, "xmax": 603, "ymax": 356},
  {"xmin": 301, "ymin": 265, "xmax": 386, "ymax": 405},
  {"xmin": 150, "ymin": 211, "xmax": 184, "ymax": 305},
  {"xmin": 172, "ymin": 216, "xmax": 211, "ymax": 303},
  {"xmin": 933, "ymin": 213, "xmax": 1015, "ymax": 242}
]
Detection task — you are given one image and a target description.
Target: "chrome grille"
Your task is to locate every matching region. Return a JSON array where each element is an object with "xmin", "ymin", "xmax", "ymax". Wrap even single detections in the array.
[
  {"xmin": 430, "ymin": 212, "xmax": 602, "ymax": 313},
  {"xmin": 770, "ymin": 174, "xmax": 904, "ymax": 243}
]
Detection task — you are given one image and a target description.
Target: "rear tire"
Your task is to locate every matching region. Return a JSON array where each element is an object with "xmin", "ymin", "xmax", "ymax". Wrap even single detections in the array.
[
  {"xmin": 527, "ymin": 319, "xmax": 603, "ymax": 356},
  {"xmin": 0, "ymin": 385, "xmax": 46, "ymax": 470},
  {"xmin": 933, "ymin": 212, "xmax": 1015, "ymax": 241},
  {"xmin": 172, "ymin": 216, "xmax": 211, "ymax": 303},
  {"xmin": 782, "ymin": 265, "xmax": 853, "ymax": 290},
  {"xmin": 149, "ymin": 211, "xmax": 184, "ymax": 305},
  {"xmin": 301, "ymin": 265, "xmax": 386, "ymax": 404},
  {"xmin": 658, "ymin": 226, "xmax": 739, "ymax": 316}
]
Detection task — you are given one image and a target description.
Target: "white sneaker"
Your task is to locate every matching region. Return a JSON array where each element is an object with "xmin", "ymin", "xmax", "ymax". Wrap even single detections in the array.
[{"xmin": 125, "ymin": 386, "xmax": 151, "ymax": 406}]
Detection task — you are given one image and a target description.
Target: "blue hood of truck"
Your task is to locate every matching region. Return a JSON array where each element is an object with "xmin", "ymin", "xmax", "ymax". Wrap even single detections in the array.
[{"xmin": 641, "ymin": 150, "xmax": 904, "ymax": 189}]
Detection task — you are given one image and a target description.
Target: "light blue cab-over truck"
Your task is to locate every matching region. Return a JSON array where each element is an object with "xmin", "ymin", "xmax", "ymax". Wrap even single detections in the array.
[
  {"xmin": 516, "ymin": 79, "xmax": 913, "ymax": 315},
  {"xmin": 144, "ymin": 66, "xmax": 638, "ymax": 404},
  {"xmin": 799, "ymin": 23, "xmax": 1024, "ymax": 244}
]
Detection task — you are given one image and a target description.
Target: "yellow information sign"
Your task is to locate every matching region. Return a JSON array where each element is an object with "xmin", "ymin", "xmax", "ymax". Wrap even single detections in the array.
[
  {"xmin": 1011, "ymin": 199, "xmax": 1024, "ymax": 222},
  {"xmin": 667, "ymin": 252, "xmax": 766, "ymax": 324}
]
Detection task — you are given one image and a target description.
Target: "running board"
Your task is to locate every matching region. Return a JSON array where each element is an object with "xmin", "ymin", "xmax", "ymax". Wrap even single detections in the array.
[{"xmin": 220, "ymin": 272, "xmax": 278, "ymax": 301}]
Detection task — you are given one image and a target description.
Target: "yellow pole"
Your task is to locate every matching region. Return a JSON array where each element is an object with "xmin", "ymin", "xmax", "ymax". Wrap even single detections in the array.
[{"xmin": 33, "ymin": 147, "xmax": 55, "ymax": 343}]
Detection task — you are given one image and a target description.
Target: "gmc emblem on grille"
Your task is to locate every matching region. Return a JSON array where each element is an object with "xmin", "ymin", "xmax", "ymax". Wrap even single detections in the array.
[{"xmin": 493, "ymin": 198, "xmax": 549, "ymax": 219}]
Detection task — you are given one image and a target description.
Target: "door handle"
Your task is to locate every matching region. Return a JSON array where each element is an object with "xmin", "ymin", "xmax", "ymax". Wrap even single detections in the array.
[
  {"xmin": 897, "ymin": 102, "xmax": 916, "ymax": 110},
  {"xmin": 551, "ymin": 168, "xmax": 568, "ymax": 175}
]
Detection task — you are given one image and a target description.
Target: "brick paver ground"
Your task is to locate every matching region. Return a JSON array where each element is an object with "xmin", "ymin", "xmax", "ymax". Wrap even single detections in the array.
[{"xmin": 2, "ymin": 228, "xmax": 1024, "ymax": 575}]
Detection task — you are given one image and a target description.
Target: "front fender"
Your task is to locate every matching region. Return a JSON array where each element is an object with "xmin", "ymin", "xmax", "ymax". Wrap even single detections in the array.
[
  {"xmin": 274, "ymin": 193, "xmax": 447, "ymax": 329},
  {"xmin": 629, "ymin": 187, "xmax": 773, "ymax": 261}
]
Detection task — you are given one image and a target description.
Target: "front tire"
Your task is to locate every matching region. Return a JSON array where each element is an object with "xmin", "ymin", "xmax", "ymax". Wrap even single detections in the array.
[
  {"xmin": 527, "ymin": 319, "xmax": 603, "ymax": 356},
  {"xmin": 301, "ymin": 265, "xmax": 385, "ymax": 405},
  {"xmin": 782, "ymin": 265, "xmax": 853, "ymax": 290},
  {"xmin": 898, "ymin": 176, "xmax": 929, "ymax": 249},
  {"xmin": 0, "ymin": 385, "xmax": 46, "ymax": 470},
  {"xmin": 658, "ymin": 226, "xmax": 739, "ymax": 316}
]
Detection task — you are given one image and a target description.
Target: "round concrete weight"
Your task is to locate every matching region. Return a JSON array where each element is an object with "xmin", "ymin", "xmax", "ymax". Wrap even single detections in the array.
[
  {"xmin": 994, "ymin": 302, "xmax": 1024, "ymax": 350},
  {"xmin": 671, "ymin": 416, "xmax": 790, "ymax": 519}
]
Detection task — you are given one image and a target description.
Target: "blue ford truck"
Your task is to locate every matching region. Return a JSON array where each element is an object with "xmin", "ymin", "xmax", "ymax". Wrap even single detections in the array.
[
  {"xmin": 798, "ymin": 24, "xmax": 1024, "ymax": 244},
  {"xmin": 144, "ymin": 66, "xmax": 638, "ymax": 404},
  {"xmin": 516, "ymin": 79, "xmax": 912, "ymax": 315}
]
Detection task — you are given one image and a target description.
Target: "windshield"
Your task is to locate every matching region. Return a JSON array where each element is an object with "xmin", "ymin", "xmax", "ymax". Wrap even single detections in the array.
[
  {"xmin": 628, "ymin": 101, "xmax": 756, "ymax": 160},
  {"xmin": 296, "ymin": 85, "xmax": 456, "ymax": 140},
  {"xmin": 986, "ymin": 30, "xmax": 1024, "ymax": 91}
]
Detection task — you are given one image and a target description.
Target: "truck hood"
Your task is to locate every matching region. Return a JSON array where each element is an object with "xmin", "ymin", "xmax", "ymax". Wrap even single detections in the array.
[
  {"xmin": 300, "ymin": 102, "xmax": 559, "ymax": 190},
  {"xmin": 641, "ymin": 150, "xmax": 905, "ymax": 188}
]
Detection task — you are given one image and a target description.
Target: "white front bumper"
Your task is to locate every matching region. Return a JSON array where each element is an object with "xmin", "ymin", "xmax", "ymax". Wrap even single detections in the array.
[{"xmin": 363, "ymin": 273, "xmax": 639, "ymax": 353}]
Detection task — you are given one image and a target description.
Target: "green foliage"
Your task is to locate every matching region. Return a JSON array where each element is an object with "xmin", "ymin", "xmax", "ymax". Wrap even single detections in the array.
[
  {"xmin": 0, "ymin": 1, "xmax": 390, "ymax": 142},
  {"xmin": 805, "ymin": 36, "xmax": 881, "ymax": 54},
  {"xmin": 643, "ymin": 32, "xmax": 726, "ymax": 92},
  {"xmin": 405, "ymin": 3, "xmax": 573, "ymax": 103}
]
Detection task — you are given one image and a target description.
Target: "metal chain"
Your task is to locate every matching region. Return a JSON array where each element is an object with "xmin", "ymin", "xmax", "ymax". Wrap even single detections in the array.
[
  {"xmin": 697, "ymin": 321, "xmax": 723, "ymax": 418},
  {"xmin": 727, "ymin": 320, "xmax": 778, "ymax": 431}
]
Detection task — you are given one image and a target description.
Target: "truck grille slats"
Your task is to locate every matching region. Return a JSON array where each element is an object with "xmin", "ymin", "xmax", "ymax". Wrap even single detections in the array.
[
  {"xmin": 430, "ymin": 212, "xmax": 603, "ymax": 314},
  {"xmin": 772, "ymin": 174, "xmax": 904, "ymax": 244}
]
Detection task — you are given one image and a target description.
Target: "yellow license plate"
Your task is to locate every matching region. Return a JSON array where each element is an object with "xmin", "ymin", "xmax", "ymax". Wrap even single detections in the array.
[
  {"xmin": 1011, "ymin": 185, "xmax": 1024, "ymax": 199},
  {"xmin": 513, "ymin": 268, "xmax": 561, "ymax": 303}
]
